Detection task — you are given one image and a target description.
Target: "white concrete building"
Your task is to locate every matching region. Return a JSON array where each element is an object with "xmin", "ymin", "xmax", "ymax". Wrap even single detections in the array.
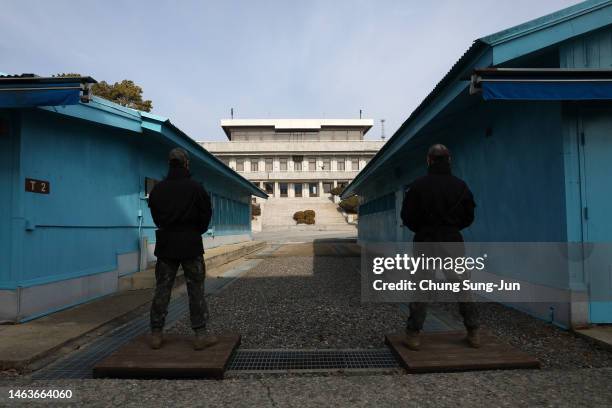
[{"xmin": 200, "ymin": 119, "xmax": 385, "ymax": 199}]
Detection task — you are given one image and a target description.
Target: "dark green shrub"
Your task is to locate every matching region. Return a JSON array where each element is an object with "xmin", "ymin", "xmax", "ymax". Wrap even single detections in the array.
[
  {"xmin": 330, "ymin": 186, "xmax": 344, "ymax": 196},
  {"xmin": 251, "ymin": 203, "xmax": 261, "ymax": 217},
  {"xmin": 303, "ymin": 209, "xmax": 316, "ymax": 219},
  {"xmin": 339, "ymin": 195, "xmax": 360, "ymax": 214}
]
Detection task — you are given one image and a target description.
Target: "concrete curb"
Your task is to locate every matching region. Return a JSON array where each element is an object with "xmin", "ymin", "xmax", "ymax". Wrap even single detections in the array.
[
  {"xmin": 0, "ymin": 290, "xmax": 154, "ymax": 372},
  {"xmin": 118, "ymin": 241, "xmax": 267, "ymax": 290},
  {"xmin": 574, "ymin": 327, "xmax": 612, "ymax": 352}
]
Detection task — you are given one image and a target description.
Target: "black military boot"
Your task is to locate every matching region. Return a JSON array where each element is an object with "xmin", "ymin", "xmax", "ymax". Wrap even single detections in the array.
[
  {"xmin": 150, "ymin": 330, "xmax": 163, "ymax": 350},
  {"xmin": 403, "ymin": 329, "xmax": 421, "ymax": 351},
  {"xmin": 466, "ymin": 328, "xmax": 481, "ymax": 348},
  {"xmin": 194, "ymin": 328, "xmax": 219, "ymax": 351}
]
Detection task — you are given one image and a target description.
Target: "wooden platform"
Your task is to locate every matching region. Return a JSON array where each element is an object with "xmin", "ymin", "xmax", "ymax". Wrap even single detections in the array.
[
  {"xmin": 93, "ymin": 334, "xmax": 241, "ymax": 379},
  {"xmin": 385, "ymin": 331, "xmax": 540, "ymax": 373}
]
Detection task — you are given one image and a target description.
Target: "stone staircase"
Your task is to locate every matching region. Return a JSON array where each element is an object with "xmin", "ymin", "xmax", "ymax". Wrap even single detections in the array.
[{"xmin": 260, "ymin": 197, "xmax": 356, "ymax": 231}]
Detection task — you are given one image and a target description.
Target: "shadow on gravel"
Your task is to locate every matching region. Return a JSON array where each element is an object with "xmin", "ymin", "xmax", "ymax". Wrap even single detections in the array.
[
  {"xmin": 312, "ymin": 238, "xmax": 361, "ymax": 258},
  {"xmin": 171, "ymin": 238, "xmax": 612, "ymax": 369},
  {"xmin": 169, "ymin": 237, "xmax": 408, "ymax": 349}
]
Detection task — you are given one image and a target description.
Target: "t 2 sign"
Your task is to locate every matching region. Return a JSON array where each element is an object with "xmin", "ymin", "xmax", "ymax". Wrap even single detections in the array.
[{"xmin": 25, "ymin": 178, "xmax": 50, "ymax": 194}]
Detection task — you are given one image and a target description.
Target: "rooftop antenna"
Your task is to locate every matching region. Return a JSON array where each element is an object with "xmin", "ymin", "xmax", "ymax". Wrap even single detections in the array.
[
  {"xmin": 380, "ymin": 119, "xmax": 386, "ymax": 141},
  {"xmin": 359, "ymin": 109, "xmax": 362, "ymax": 119},
  {"xmin": 231, "ymin": 108, "xmax": 234, "ymax": 119}
]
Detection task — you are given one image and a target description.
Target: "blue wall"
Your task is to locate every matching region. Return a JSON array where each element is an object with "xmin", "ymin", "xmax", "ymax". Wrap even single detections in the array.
[
  {"xmin": 358, "ymin": 100, "xmax": 567, "ymax": 244},
  {"xmin": 0, "ymin": 107, "xmax": 252, "ymax": 290},
  {"xmin": 450, "ymin": 101, "xmax": 567, "ymax": 242},
  {"xmin": 0, "ymin": 111, "xmax": 16, "ymax": 286},
  {"xmin": 358, "ymin": 193, "xmax": 396, "ymax": 242},
  {"xmin": 560, "ymin": 25, "xmax": 612, "ymax": 69}
]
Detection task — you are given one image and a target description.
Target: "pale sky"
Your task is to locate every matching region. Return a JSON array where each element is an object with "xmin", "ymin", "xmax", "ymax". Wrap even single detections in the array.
[{"xmin": 1, "ymin": 0, "xmax": 581, "ymax": 141}]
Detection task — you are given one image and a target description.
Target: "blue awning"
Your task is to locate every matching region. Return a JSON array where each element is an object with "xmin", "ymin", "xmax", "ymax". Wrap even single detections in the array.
[
  {"xmin": 0, "ymin": 86, "xmax": 81, "ymax": 108},
  {"xmin": 0, "ymin": 75, "xmax": 96, "ymax": 108},
  {"xmin": 481, "ymin": 81, "xmax": 612, "ymax": 101}
]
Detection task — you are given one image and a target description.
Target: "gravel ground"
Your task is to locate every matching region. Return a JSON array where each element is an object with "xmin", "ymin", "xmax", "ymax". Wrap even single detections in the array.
[
  {"xmin": 169, "ymin": 250, "xmax": 612, "ymax": 370},
  {"xmin": 439, "ymin": 302, "xmax": 612, "ymax": 369},
  {"xmin": 2, "ymin": 369, "xmax": 612, "ymax": 407},
  {"xmin": 169, "ymin": 256, "xmax": 407, "ymax": 348}
]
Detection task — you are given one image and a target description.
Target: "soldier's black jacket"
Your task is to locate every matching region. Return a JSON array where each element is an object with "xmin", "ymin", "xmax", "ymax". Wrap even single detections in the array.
[
  {"xmin": 148, "ymin": 166, "xmax": 212, "ymax": 259},
  {"xmin": 400, "ymin": 161, "xmax": 475, "ymax": 242}
]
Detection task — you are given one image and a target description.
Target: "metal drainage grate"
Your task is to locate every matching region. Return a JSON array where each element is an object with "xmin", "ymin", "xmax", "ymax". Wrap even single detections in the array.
[
  {"xmin": 32, "ymin": 267, "xmax": 255, "ymax": 380},
  {"xmin": 32, "ymin": 295, "xmax": 190, "ymax": 380},
  {"xmin": 227, "ymin": 349, "xmax": 400, "ymax": 372}
]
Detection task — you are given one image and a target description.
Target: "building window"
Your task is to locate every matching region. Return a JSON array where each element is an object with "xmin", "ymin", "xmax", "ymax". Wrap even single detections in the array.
[
  {"xmin": 293, "ymin": 155, "xmax": 303, "ymax": 172},
  {"xmin": 337, "ymin": 159, "xmax": 345, "ymax": 171},
  {"xmin": 351, "ymin": 158, "xmax": 359, "ymax": 171},
  {"xmin": 308, "ymin": 158, "xmax": 317, "ymax": 171},
  {"xmin": 280, "ymin": 182, "xmax": 288, "ymax": 197},
  {"xmin": 251, "ymin": 160, "xmax": 259, "ymax": 172},
  {"xmin": 322, "ymin": 158, "xmax": 330, "ymax": 171},
  {"xmin": 294, "ymin": 183, "xmax": 303, "ymax": 197},
  {"xmin": 265, "ymin": 158, "xmax": 273, "ymax": 172},
  {"xmin": 280, "ymin": 158, "xmax": 288, "ymax": 171},
  {"xmin": 264, "ymin": 182, "xmax": 274, "ymax": 195},
  {"xmin": 323, "ymin": 182, "xmax": 333, "ymax": 194},
  {"xmin": 309, "ymin": 183, "xmax": 318, "ymax": 197},
  {"xmin": 236, "ymin": 158, "xmax": 244, "ymax": 172},
  {"xmin": 221, "ymin": 157, "xmax": 230, "ymax": 166}
]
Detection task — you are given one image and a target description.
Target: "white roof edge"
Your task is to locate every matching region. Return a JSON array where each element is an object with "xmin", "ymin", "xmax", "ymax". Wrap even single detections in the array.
[{"xmin": 220, "ymin": 119, "xmax": 375, "ymax": 130}]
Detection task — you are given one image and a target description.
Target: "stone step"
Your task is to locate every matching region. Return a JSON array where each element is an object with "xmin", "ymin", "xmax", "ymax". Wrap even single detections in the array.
[
  {"xmin": 262, "ymin": 224, "xmax": 357, "ymax": 232},
  {"xmin": 260, "ymin": 197, "xmax": 351, "ymax": 229}
]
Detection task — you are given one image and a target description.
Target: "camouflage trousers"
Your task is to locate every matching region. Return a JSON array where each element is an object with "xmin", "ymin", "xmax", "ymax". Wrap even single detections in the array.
[
  {"xmin": 150, "ymin": 256, "xmax": 209, "ymax": 331},
  {"xmin": 406, "ymin": 302, "xmax": 479, "ymax": 332}
]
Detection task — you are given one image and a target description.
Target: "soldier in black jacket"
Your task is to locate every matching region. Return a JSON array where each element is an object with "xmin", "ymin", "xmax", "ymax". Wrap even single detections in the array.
[
  {"xmin": 400, "ymin": 144, "xmax": 480, "ymax": 350},
  {"xmin": 147, "ymin": 147, "xmax": 216, "ymax": 350}
]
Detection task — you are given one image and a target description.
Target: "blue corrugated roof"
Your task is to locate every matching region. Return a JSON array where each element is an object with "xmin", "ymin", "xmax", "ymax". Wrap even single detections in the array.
[
  {"xmin": 481, "ymin": 0, "xmax": 611, "ymax": 45},
  {"xmin": 88, "ymin": 95, "xmax": 142, "ymax": 119},
  {"xmin": 34, "ymin": 91, "xmax": 266, "ymax": 198},
  {"xmin": 139, "ymin": 110, "xmax": 267, "ymax": 198}
]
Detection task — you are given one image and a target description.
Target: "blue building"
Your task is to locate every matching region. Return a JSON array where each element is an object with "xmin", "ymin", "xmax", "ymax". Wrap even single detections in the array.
[
  {"xmin": 343, "ymin": 0, "xmax": 612, "ymax": 327},
  {"xmin": 0, "ymin": 75, "xmax": 266, "ymax": 322}
]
